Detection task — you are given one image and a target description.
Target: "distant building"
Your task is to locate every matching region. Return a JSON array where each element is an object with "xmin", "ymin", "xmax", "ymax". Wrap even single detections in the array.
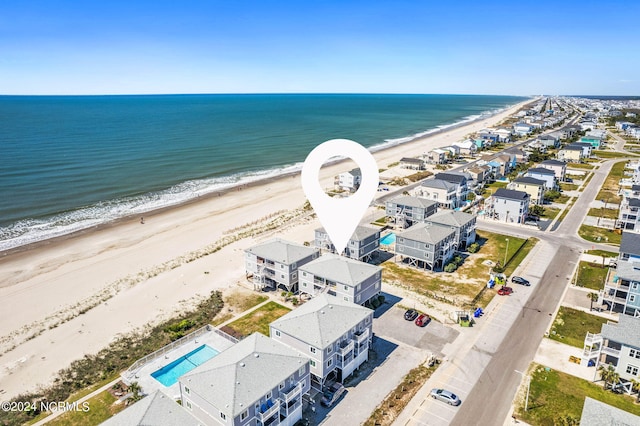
[
  {"xmin": 385, "ymin": 195, "xmax": 438, "ymax": 229},
  {"xmin": 452, "ymin": 139, "xmax": 478, "ymax": 156},
  {"xmin": 525, "ymin": 167, "xmax": 557, "ymax": 190},
  {"xmin": 298, "ymin": 253, "xmax": 382, "ymax": 305},
  {"xmin": 539, "ymin": 159, "xmax": 567, "ymax": 182},
  {"xmin": 395, "ymin": 223, "xmax": 456, "ymax": 270},
  {"xmin": 270, "ymin": 294, "xmax": 373, "ymax": 390},
  {"xmin": 427, "ymin": 148, "xmax": 447, "ymax": 164},
  {"xmin": 513, "ymin": 122, "xmax": 534, "ymax": 136},
  {"xmin": 537, "ymin": 134, "xmax": 559, "ymax": 148},
  {"xmin": 582, "ymin": 315, "xmax": 640, "ymax": 394},
  {"xmin": 314, "ymin": 225, "xmax": 380, "ymax": 262},
  {"xmin": 245, "ymin": 239, "xmax": 320, "ymax": 292},
  {"xmin": 579, "ymin": 136, "xmax": 603, "ymax": 149},
  {"xmin": 488, "ymin": 188, "xmax": 530, "ymax": 223},
  {"xmin": 507, "ymin": 177, "xmax": 545, "ymax": 205},
  {"xmin": 399, "ymin": 157, "xmax": 425, "ymax": 170},
  {"xmin": 571, "ymin": 142, "xmax": 593, "ymax": 158},
  {"xmin": 557, "ymin": 145, "xmax": 584, "ymax": 163},
  {"xmin": 466, "ymin": 165, "xmax": 489, "ymax": 184},
  {"xmin": 180, "ymin": 333, "xmax": 310, "ymax": 426},
  {"xmin": 337, "ymin": 168, "xmax": 361, "ymax": 192}
]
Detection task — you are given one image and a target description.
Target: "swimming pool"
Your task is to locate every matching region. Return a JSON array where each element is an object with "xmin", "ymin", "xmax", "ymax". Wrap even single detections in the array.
[
  {"xmin": 151, "ymin": 344, "xmax": 219, "ymax": 387},
  {"xmin": 380, "ymin": 232, "xmax": 396, "ymax": 245}
]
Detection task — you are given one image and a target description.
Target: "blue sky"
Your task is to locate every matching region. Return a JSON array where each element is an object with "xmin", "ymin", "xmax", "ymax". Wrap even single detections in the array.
[{"xmin": 1, "ymin": 0, "xmax": 638, "ymax": 95}]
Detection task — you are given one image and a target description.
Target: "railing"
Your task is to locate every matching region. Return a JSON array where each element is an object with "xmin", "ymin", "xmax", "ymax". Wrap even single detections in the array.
[
  {"xmin": 602, "ymin": 346, "xmax": 621, "ymax": 357},
  {"xmin": 280, "ymin": 382, "xmax": 303, "ymax": 404},
  {"xmin": 584, "ymin": 332, "xmax": 602, "ymax": 346},
  {"xmin": 257, "ymin": 400, "xmax": 280, "ymax": 423},
  {"xmin": 339, "ymin": 340, "xmax": 354, "ymax": 356},
  {"xmin": 213, "ymin": 327, "xmax": 239, "ymax": 344},
  {"xmin": 126, "ymin": 325, "xmax": 212, "ymax": 376},
  {"xmin": 354, "ymin": 329, "xmax": 370, "ymax": 345}
]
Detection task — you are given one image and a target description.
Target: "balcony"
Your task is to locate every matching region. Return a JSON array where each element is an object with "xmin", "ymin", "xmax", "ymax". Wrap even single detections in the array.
[
  {"xmin": 602, "ymin": 346, "xmax": 621, "ymax": 358},
  {"xmin": 257, "ymin": 399, "xmax": 281, "ymax": 424},
  {"xmin": 280, "ymin": 383, "xmax": 303, "ymax": 404},
  {"xmin": 338, "ymin": 340, "xmax": 354, "ymax": 357},
  {"xmin": 354, "ymin": 329, "xmax": 370, "ymax": 345}
]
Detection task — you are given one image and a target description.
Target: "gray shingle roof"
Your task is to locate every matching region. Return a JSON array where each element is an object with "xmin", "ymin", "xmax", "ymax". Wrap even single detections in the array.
[
  {"xmin": 181, "ymin": 333, "xmax": 308, "ymax": 418},
  {"xmin": 620, "ymin": 232, "xmax": 640, "ymax": 257},
  {"xmin": 435, "ymin": 172, "xmax": 467, "ymax": 184},
  {"xmin": 628, "ymin": 198, "xmax": 640, "ymax": 208},
  {"xmin": 245, "ymin": 238, "xmax": 319, "ymax": 265},
  {"xmin": 527, "ymin": 167, "xmax": 556, "ymax": 175},
  {"xmin": 316, "ymin": 225, "xmax": 379, "ymax": 242},
  {"xmin": 270, "ymin": 294, "xmax": 372, "ymax": 349},
  {"xmin": 513, "ymin": 177, "xmax": 546, "ymax": 186},
  {"xmin": 100, "ymin": 390, "xmax": 200, "ymax": 426},
  {"xmin": 540, "ymin": 159, "xmax": 566, "ymax": 166},
  {"xmin": 426, "ymin": 210, "xmax": 476, "ymax": 228},
  {"xmin": 580, "ymin": 397, "xmax": 640, "ymax": 426},
  {"xmin": 615, "ymin": 261, "xmax": 640, "ymax": 282},
  {"xmin": 493, "ymin": 188, "xmax": 529, "ymax": 201},
  {"xmin": 420, "ymin": 179, "xmax": 457, "ymax": 191},
  {"xmin": 397, "ymin": 222, "xmax": 455, "ymax": 244},
  {"xmin": 299, "ymin": 253, "xmax": 381, "ymax": 287},
  {"xmin": 387, "ymin": 195, "xmax": 438, "ymax": 209},
  {"xmin": 400, "ymin": 157, "xmax": 424, "ymax": 164},
  {"xmin": 601, "ymin": 315, "xmax": 640, "ymax": 349}
]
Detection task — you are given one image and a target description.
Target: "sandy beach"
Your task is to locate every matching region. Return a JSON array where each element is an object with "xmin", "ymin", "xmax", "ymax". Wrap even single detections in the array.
[{"xmin": 0, "ymin": 99, "xmax": 533, "ymax": 399}]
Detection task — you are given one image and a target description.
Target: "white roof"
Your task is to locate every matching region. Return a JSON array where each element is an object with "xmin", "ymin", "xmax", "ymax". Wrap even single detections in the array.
[{"xmin": 299, "ymin": 253, "xmax": 381, "ymax": 286}]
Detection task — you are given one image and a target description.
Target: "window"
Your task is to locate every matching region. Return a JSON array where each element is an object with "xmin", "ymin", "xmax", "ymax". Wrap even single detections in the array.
[
  {"xmin": 626, "ymin": 364, "xmax": 639, "ymax": 376},
  {"xmin": 255, "ymin": 403, "xmax": 260, "ymax": 411},
  {"xmin": 356, "ymin": 294, "xmax": 361, "ymax": 302},
  {"xmin": 630, "ymin": 349, "xmax": 640, "ymax": 359},
  {"xmin": 365, "ymin": 317, "xmax": 371, "ymax": 324},
  {"xmin": 299, "ymin": 365, "xmax": 306, "ymax": 375},
  {"xmin": 631, "ymin": 295, "xmax": 637, "ymax": 303},
  {"xmin": 220, "ymin": 412, "xmax": 226, "ymax": 420},
  {"xmin": 302, "ymin": 272, "xmax": 307, "ymax": 277},
  {"xmin": 266, "ymin": 392, "xmax": 272, "ymax": 400},
  {"xmin": 280, "ymin": 264, "xmax": 284, "ymax": 269},
  {"xmin": 310, "ymin": 360, "xmax": 316, "ymax": 367},
  {"xmin": 241, "ymin": 410, "xmax": 249, "ymax": 421},
  {"xmin": 310, "ymin": 346, "xmax": 316, "ymax": 354},
  {"xmin": 633, "ymin": 282, "xmax": 639, "ymax": 290},
  {"xmin": 184, "ymin": 386, "xmax": 190, "ymax": 395},
  {"xmin": 279, "ymin": 382, "xmax": 285, "ymax": 390},
  {"xmin": 186, "ymin": 401, "xmax": 192, "ymax": 410},
  {"xmin": 275, "ymin": 330, "xmax": 281, "ymax": 337},
  {"xmin": 344, "ymin": 296, "xmax": 349, "ymax": 302},
  {"xmin": 344, "ymin": 285, "xmax": 349, "ymax": 291},
  {"xmin": 327, "ymin": 346, "xmax": 333, "ymax": 354},
  {"xmin": 327, "ymin": 359, "xmax": 333, "ymax": 367}
]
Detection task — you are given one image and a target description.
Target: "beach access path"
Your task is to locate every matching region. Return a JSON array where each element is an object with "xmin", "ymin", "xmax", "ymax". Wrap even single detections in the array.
[{"xmin": 0, "ymin": 100, "xmax": 533, "ymax": 400}]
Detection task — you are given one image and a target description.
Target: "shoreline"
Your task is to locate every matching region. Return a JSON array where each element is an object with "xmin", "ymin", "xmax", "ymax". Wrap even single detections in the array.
[
  {"xmin": 0, "ymin": 98, "xmax": 535, "ymax": 399},
  {"xmin": 0, "ymin": 99, "xmax": 531, "ymax": 254}
]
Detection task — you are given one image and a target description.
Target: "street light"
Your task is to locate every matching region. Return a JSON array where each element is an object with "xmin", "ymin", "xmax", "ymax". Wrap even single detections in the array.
[
  {"xmin": 504, "ymin": 238, "xmax": 510, "ymax": 266},
  {"xmin": 514, "ymin": 370, "xmax": 531, "ymax": 411}
]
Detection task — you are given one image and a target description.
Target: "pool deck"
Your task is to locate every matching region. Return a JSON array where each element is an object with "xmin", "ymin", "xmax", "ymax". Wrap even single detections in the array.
[{"xmin": 122, "ymin": 328, "xmax": 236, "ymax": 398}]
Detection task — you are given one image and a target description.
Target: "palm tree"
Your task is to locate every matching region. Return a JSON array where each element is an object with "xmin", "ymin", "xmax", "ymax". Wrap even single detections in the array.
[
  {"xmin": 631, "ymin": 379, "xmax": 640, "ymax": 402},
  {"xmin": 127, "ymin": 381, "xmax": 143, "ymax": 403},
  {"xmin": 598, "ymin": 364, "xmax": 615, "ymax": 390},
  {"xmin": 587, "ymin": 292, "xmax": 599, "ymax": 311}
]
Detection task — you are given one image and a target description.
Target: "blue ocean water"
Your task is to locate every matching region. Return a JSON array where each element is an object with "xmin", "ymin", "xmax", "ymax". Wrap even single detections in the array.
[{"xmin": 0, "ymin": 94, "xmax": 527, "ymax": 250}]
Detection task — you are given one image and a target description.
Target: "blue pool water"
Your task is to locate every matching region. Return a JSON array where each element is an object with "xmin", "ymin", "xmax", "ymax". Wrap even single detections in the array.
[
  {"xmin": 380, "ymin": 233, "xmax": 396, "ymax": 245},
  {"xmin": 151, "ymin": 344, "xmax": 219, "ymax": 387}
]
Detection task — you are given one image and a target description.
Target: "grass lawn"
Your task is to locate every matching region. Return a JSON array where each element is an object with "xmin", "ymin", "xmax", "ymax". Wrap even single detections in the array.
[
  {"xmin": 578, "ymin": 225, "xmax": 622, "ymax": 246},
  {"xmin": 373, "ymin": 216, "xmax": 387, "ymax": 225},
  {"xmin": 576, "ymin": 261, "xmax": 609, "ymax": 290},
  {"xmin": 515, "ymin": 363, "xmax": 640, "ymax": 425},
  {"xmin": 584, "ymin": 249, "xmax": 618, "ymax": 258},
  {"xmin": 223, "ymin": 301, "xmax": 291, "ymax": 338},
  {"xmin": 503, "ymin": 238, "xmax": 538, "ymax": 277},
  {"xmin": 211, "ymin": 292, "xmax": 268, "ymax": 326},
  {"xmin": 554, "ymin": 194, "xmax": 571, "ymax": 204},
  {"xmin": 597, "ymin": 161, "xmax": 626, "ymax": 203},
  {"xmin": 559, "ymin": 183, "xmax": 579, "ymax": 191},
  {"xmin": 549, "ymin": 307, "xmax": 610, "ymax": 348},
  {"xmin": 405, "ymin": 171, "xmax": 433, "ymax": 182},
  {"xmin": 594, "ymin": 150, "xmax": 638, "ymax": 158},
  {"xmin": 567, "ymin": 163, "xmax": 595, "ymax": 170},
  {"xmin": 481, "ymin": 180, "xmax": 508, "ymax": 196},
  {"xmin": 588, "ymin": 208, "xmax": 619, "ymax": 220},
  {"xmin": 48, "ymin": 391, "xmax": 126, "ymax": 426},
  {"xmin": 540, "ymin": 207, "xmax": 561, "ymax": 220}
]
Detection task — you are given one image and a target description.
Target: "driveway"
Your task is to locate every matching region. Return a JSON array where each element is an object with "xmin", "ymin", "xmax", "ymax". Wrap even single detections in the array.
[{"xmin": 374, "ymin": 305, "xmax": 459, "ymax": 357}]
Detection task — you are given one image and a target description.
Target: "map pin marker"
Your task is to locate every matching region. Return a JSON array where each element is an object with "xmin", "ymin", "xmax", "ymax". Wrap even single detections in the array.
[{"xmin": 301, "ymin": 139, "xmax": 379, "ymax": 255}]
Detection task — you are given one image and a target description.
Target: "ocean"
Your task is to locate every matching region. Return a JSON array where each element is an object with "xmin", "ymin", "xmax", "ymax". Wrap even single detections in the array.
[{"xmin": 0, "ymin": 94, "xmax": 528, "ymax": 251}]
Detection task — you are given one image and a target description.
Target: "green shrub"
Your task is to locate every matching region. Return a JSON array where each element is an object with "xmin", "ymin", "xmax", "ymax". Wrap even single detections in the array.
[
  {"xmin": 467, "ymin": 242, "xmax": 480, "ymax": 253},
  {"xmin": 444, "ymin": 263, "xmax": 457, "ymax": 273}
]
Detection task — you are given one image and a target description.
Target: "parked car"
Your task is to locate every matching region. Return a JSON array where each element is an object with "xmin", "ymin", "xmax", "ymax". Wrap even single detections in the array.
[
  {"xmin": 404, "ymin": 309, "xmax": 419, "ymax": 321},
  {"xmin": 415, "ymin": 314, "xmax": 430, "ymax": 327},
  {"xmin": 430, "ymin": 388, "xmax": 461, "ymax": 406},
  {"xmin": 321, "ymin": 382, "xmax": 346, "ymax": 407},
  {"xmin": 511, "ymin": 276, "xmax": 530, "ymax": 286},
  {"xmin": 497, "ymin": 286, "xmax": 514, "ymax": 295}
]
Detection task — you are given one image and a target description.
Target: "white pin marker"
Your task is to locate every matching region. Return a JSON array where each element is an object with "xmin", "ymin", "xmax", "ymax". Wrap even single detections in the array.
[{"xmin": 301, "ymin": 139, "xmax": 379, "ymax": 255}]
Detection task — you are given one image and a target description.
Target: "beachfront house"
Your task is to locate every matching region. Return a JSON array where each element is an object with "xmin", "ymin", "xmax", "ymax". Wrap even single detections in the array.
[
  {"xmin": 101, "ymin": 390, "xmax": 201, "ymax": 425},
  {"xmin": 179, "ymin": 333, "xmax": 310, "ymax": 426},
  {"xmin": 494, "ymin": 128, "xmax": 513, "ymax": 143},
  {"xmin": 434, "ymin": 172, "xmax": 469, "ymax": 205},
  {"xmin": 507, "ymin": 177, "xmax": 545, "ymax": 205},
  {"xmin": 557, "ymin": 145, "xmax": 584, "ymax": 163},
  {"xmin": 617, "ymin": 197, "xmax": 640, "ymax": 232},
  {"xmin": 452, "ymin": 139, "xmax": 478, "ymax": 156},
  {"xmin": 297, "ymin": 253, "xmax": 382, "ymax": 305},
  {"xmin": 424, "ymin": 210, "xmax": 477, "ymax": 250},
  {"xmin": 525, "ymin": 167, "xmax": 556, "ymax": 190},
  {"xmin": 395, "ymin": 223, "xmax": 456, "ymax": 270},
  {"xmin": 513, "ymin": 122, "xmax": 534, "ymax": 136},
  {"xmin": 619, "ymin": 232, "xmax": 640, "ymax": 263},
  {"xmin": 385, "ymin": 195, "xmax": 438, "ymax": 229},
  {"xmin": 270, "ymin": 294, "xmax": 373, "ymax": 391},
  {"xmin": 488, "ymin": 188, "xmax": 530, "ymax": 223},
  {"xmin": 399, "ymin": 157, "xmax": 425, "ymax": 170},
  {"xmin": 314, "ymin": 225, "xmax": 380, "ymax": 262},
  {"xmin": 414, "ymin": 179, "xmax": 458, "ymax": 209},
  {"xmin": 599, "ymin": 260, "xmax": 640, "ymax": 317},
  {"xmin": 582, "ymin": 315, "xmax": 640, "ymax": 395},
  {"xmin": 245, "ymin": 239, "xmax": 320, "ymax": 292},
  {"xmin": 539, "ymin": 159, "xmax": 567, "ymax": 182},
  {"xmin": 427, "ymin": 148, "xmax": 448, "ymax": 165},
  {"xmin": 337, "ymin": 168, "xmax": 361, "ymax": 192}
]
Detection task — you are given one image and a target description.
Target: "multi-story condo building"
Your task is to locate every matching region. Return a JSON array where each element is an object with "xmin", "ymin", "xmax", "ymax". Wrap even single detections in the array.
[
  {"xmin": 424, "ymin": 210, "xmax": 477, "ymax": 250},
  {"xmin": 314, "ymin": 225, "xmax": 380, "ymax": 262},
  {"xmin": 270, "ymin": 294, "xmax": 373, "ymax": 391},
  {"xmin": 180, "ymin": 333, "xmax": 310, "ymax": 426},
  {"xmin": 539, "ymin": 159, "xmax": 567, "ymax": 182},
  {"xmin": 415, "ymin": 179, "xmax": 458, "ymax": 209},
  {"xmin": 617, "ymin": 197, "xmax": 640, "ymax": 232},
  {"xmin": 395, "ymin": 222, "xmax": 456, "ymax": 270},
  {"xmin": 245, "ymin": 239, "xmax": 320, "ymax": 292},
  {"xmin": 507, "ymin": 177, "xmax": 545, "ymax": 205},
  {"xmin": 488, "ymin": 188, "xmax": 530, "ymax": 224},
  {"xmin": 582, "ymin": 315, "xmax": 640, "ymax": 394},
  {"xmin": 385, "ymin": 195, "xmax": 438, "ymax": 229},
  {"xmin": 600, "ymin": 260, "xmax": 640, "ymax": 317},
  {"xmin": 102, "ymin": 390, "xmax": 200, "ymax": 425},
  {"xmin": 298, "ymin": 253, "xmax": 382, "ymax": 305},
  {"xmin": 619, "ymin": 232, "xmax": 640, "ymax": 263},
  {"xmin": 525, "ymin": 167, "xmax": 556, "ymax": 190}
]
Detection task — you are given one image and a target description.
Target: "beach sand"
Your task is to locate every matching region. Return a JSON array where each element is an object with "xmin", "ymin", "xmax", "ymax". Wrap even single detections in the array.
[{"xmin": 0, "ymin": 99, "xmax": 533, "ymax": 399}]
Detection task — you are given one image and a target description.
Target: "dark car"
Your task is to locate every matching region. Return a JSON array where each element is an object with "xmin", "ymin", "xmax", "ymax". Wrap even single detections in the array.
[
  {"xmin": 404, "ymin": 309, "xmax": 419, "ymax": 321},
  {"xmin": 511, "ymin": 276, "xmax": 530, "ymax": 286},
  {"xmin": 415, "ymin": 314, "xmax": 430, "ymax": 327},
  {"xmin": 320, "ymin": 382, "xmax": 346, "ymax": 407},
  {"xmin": 497, "ymin": 286, "xmax": 514, "ymax": 295},
  {"xmin": 430, "ymin": 388, "xmax": 461, "ymax": 406}
]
